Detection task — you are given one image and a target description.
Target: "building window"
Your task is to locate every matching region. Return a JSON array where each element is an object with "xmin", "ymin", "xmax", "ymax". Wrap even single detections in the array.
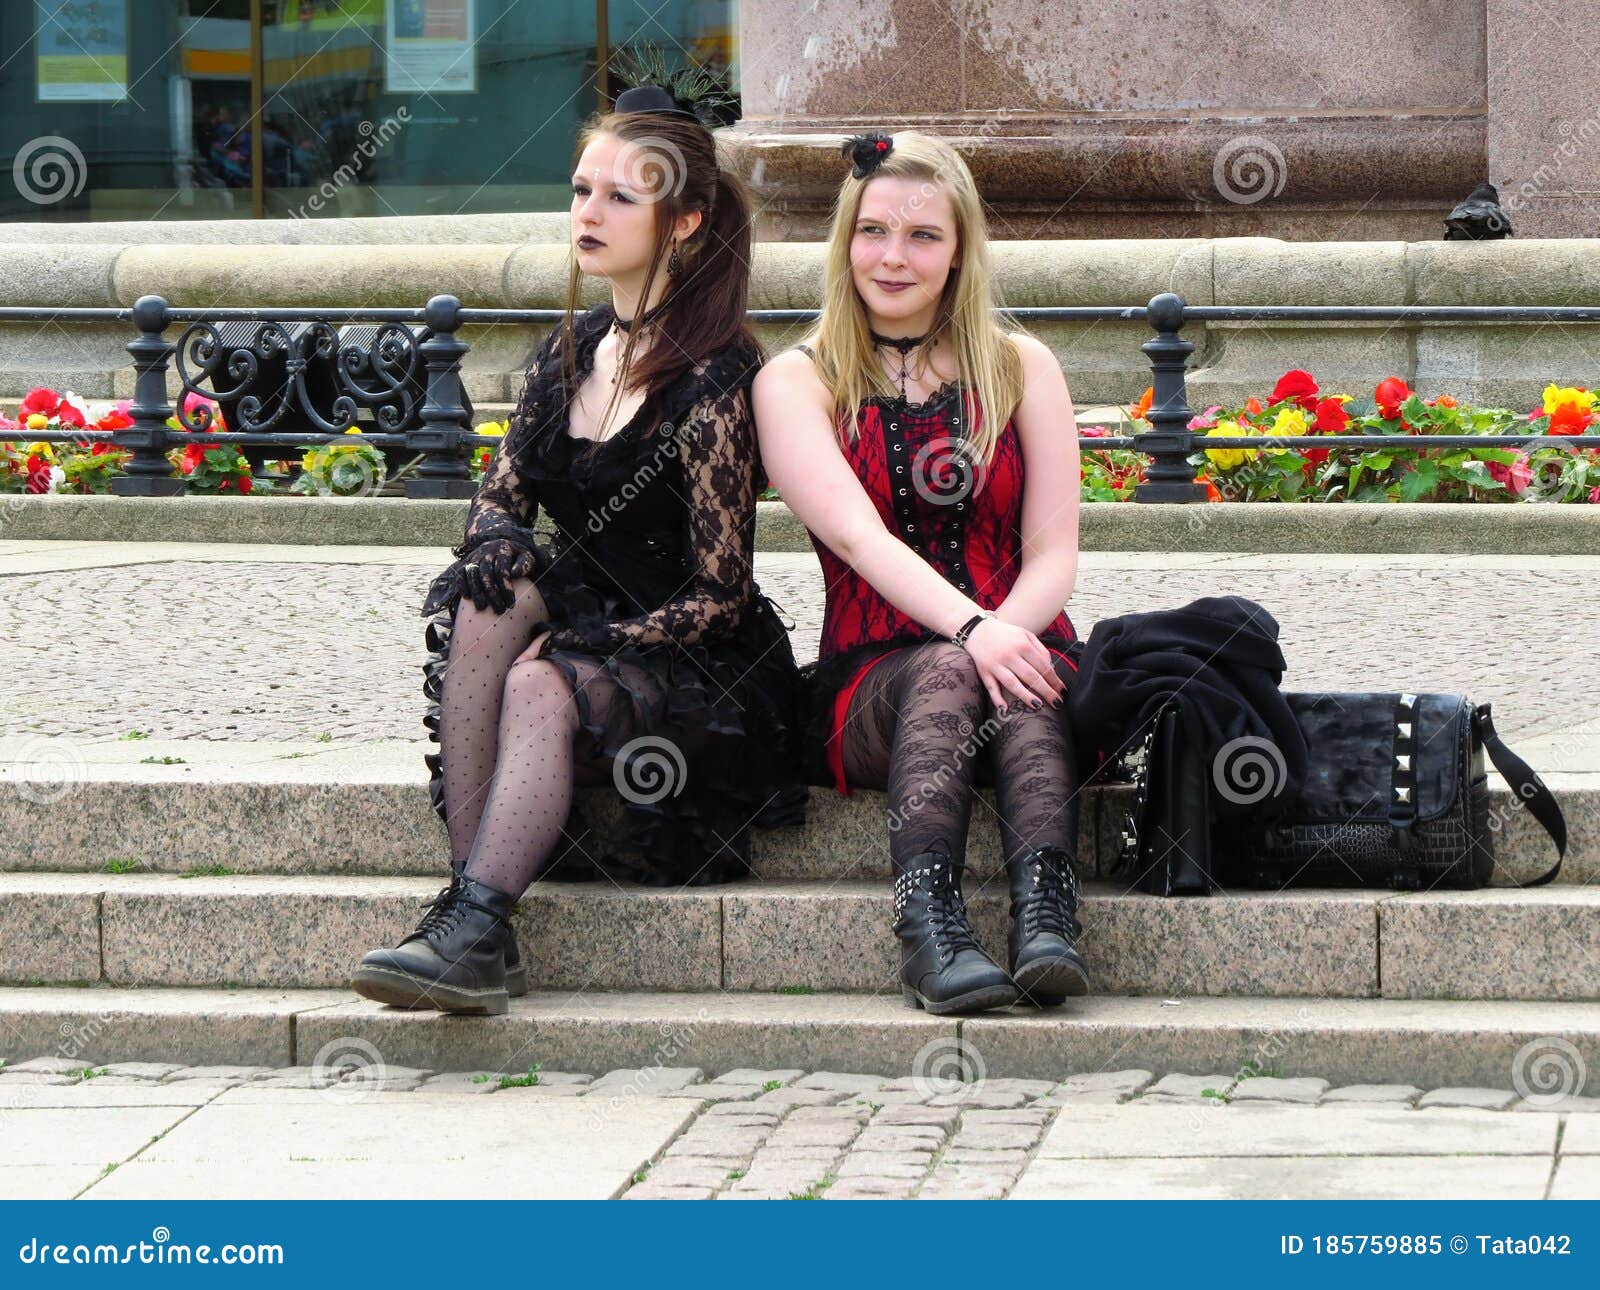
[{"xmin": 0, "ymin": 0, "xmax": 738, "ymax": 221}]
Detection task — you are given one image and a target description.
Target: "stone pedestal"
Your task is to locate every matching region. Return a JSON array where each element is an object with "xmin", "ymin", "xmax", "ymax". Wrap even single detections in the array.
[{"xmin": 723, "ymin": 0, "xmax": 1514, "ymax": 241}]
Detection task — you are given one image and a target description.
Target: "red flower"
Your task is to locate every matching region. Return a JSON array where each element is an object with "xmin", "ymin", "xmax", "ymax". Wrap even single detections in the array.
[
  {"xmin": 1547, "ymin": 402, "xmax": 1594, "ymax": 435},
  {"xmin": 1269, "ymin": 369, "xmax": 1319, "ymax": 411},
  {"xmin": 178, "ymin": 442, "xmax": 207, "ymax": 475},
  {"xmin": 20, "ymin": 388, "xmax": 61, "ymax": 418},
  {"xmin": 95, "ymin": 407, "xmax": 133, "ymax": 432},
  {"xmin": 1590, "ymin": 484, "xmax": 1600, "ymax": 504},
  {"xmin": 1313, "ymin": 397, "xmax": 1350, "ymax": 434},
  {"xmin": 24, "ymin": 455, "xmax": 52, "ymax": 493},
  {"xmin": 1375, "ymin": 376, "xmax": 1412, "ymax": 420},
  {"xmin": 1244, "ymin": 396, "xmax": 1263, "ymax": 416}
]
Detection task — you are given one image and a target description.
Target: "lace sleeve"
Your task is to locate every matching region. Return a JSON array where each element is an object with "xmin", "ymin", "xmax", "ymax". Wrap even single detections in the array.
[
  {"xmin": 542, "ymin": 373, "xmax": 757, "ymax": 652},
  {"xmin": 452, "ymin": 333, "xmax": 557, "ymax": 557}
]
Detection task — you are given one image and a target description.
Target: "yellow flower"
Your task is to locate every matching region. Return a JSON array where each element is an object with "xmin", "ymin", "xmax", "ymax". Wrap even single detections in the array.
[
  {"xmin": 475, "ymin": 421, "xmax": 506, "ymax": 438},
  {"xmin": 1266, "ymin": 406, "xmax": 1308, "ymax": 453},
  {"xmin": 24, "ymin": 441, "xmax": 55, "ymax": 460},
  {"xmin": 1203, "ymin": 420, "xmax": 1255, "ymax": 470},
  {"xmin": 25, "ymin": 412, "xmax": 48, "ymax": 430},
  {"xmin": 343, "ymin": 425, "xmax": 363, "ymax": 434},
  {"xmin": 1542, "ymin": 384, "xmax": 1596, "ymax": 416}
]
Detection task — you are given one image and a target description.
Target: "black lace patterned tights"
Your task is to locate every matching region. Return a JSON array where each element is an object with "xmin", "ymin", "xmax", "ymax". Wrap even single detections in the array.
[
  {"xmin": 838, "ymin": 640, "xmax": 1082, "ymax": 878},
  {"xmin": 437, "ymin": 578, "xmax": 615, "ymax": 897}
]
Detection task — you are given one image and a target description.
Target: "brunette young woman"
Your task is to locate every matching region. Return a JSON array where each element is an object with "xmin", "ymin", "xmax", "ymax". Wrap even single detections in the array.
[
  {"xmin": 351, "ymin": 84, "xmax": 807, "ymax": 1015},
  {"xmin": 753, "ymin": 131, "xmax": 1086, "ymax": 1015}
]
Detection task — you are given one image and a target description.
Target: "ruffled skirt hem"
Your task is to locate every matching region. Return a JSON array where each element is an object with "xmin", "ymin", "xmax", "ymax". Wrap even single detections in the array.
[{"xmin": 421, "ymin": 541, "xmax": 809, "ymax": 887}]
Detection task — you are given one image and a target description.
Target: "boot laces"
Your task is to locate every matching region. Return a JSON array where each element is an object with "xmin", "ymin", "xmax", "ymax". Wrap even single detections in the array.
[
  {"xmin": 412, "ymin": 881, "xmax": 466, "ymax": 939},
  {"xmin": 1017, "ymin": 848, "xmax": 1082, "ymax": 941},
  {"xmin": 925, "ymin": 871, "xmax": 983, "ymax": 964}
]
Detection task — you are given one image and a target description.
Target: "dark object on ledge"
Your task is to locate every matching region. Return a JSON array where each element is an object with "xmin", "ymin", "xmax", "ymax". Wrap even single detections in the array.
[{"xmin": 1445, "ymin": 181, "xmax": 1514, "ymax": 240}]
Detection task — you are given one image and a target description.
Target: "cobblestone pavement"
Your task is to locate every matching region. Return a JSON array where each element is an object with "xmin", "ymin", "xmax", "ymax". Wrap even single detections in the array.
[
  {"xmin": 2, "ymin": 547, "xmax": 1597, "ymax": 743},
  {"xmin": 3, "ymin": 1059, "xmax": 1595, "ymax": 1200}
]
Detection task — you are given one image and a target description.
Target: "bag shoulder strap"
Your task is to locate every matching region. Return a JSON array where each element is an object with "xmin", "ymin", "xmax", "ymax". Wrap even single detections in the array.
[{"xmin": 1474, "ymin": 702, "xmax": 1566, "ymax": 886}]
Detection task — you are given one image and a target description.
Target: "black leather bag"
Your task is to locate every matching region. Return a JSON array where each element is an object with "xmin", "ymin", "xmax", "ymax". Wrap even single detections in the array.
[
  {"xmin": 1215, "ymin": 692, "xmax": 1566, "ymax": 890},
  {"xmin": 1113, "ymin": 691, "xmax": 1566, "ymax": 894},
  {"xmin": 1112, "ymin": 697, "xmax": 1217, "ymax": 896}
]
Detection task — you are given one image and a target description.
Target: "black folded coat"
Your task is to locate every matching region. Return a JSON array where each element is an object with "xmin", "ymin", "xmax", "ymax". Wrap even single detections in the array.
[{"xmin": 1065, "ymin": 594, "xmax": 1308, "ymax": 818}]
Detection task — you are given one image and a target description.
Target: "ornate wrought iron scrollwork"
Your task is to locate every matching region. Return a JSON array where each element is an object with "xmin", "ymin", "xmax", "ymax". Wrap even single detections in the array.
[{"xmin": 173, "ymin": 317, "xmax": 429, "ymax": 436}]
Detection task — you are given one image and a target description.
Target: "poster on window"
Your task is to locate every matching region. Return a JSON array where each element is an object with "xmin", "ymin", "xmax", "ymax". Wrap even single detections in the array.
[
  {"xmin": 35, "ymin": 0, "xmax": 128, "ymax": 102},
  {"xmin": 385, "ymin": 0, "xmax": 476, "ymax": 95}
]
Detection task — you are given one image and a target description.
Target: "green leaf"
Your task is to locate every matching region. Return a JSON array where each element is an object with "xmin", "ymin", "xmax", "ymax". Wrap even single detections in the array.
[{"xmin": 1398, "ymin": 459, "xmax": 1439, "ymax": 501}]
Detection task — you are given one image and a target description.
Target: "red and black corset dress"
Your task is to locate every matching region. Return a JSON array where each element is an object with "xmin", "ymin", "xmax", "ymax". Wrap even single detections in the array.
[{"xmin": 794, "ymin": 349, "xmax": 1083, "ymax": 795}]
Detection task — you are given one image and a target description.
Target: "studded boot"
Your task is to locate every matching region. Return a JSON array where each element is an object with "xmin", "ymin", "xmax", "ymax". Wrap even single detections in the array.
[
  {"xmin": 892, "ymin": 841, "xmax": 1019, "ymax": 1015},
  {"xmin": 351, "ymin": 873, "xmax": 519, "ymax": 1015},
  {"xmin": 1006, "ymin": 842, "xmax": 1090, "ymax": 1006}
]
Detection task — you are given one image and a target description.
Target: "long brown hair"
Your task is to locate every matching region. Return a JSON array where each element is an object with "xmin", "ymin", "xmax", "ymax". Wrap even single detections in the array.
[{"xmin": 559, "ymin": 109, "xmax": 760, "ymax": 456}]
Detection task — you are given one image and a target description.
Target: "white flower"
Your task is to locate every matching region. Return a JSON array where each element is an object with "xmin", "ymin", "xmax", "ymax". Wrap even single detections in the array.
[{"xmin": 47, "ymin": 465, "xmax": 65, "ymax": 492}]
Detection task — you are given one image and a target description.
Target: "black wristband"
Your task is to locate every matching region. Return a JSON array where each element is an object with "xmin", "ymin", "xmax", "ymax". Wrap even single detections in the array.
[{"xmin": 950, "ymin": 612, "xmax": 993, "ymax": 649}]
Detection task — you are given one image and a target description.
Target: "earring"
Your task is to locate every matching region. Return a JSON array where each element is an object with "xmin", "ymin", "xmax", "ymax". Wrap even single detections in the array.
[{"xmin": 667, "ymin": 241, "xmax": 684, "ymax": 277}]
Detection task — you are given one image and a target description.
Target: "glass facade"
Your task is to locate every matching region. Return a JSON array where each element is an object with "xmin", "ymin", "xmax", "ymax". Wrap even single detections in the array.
[{"xmin": 2, "ymin": 0, "xmax": 738, "ymax": 222}]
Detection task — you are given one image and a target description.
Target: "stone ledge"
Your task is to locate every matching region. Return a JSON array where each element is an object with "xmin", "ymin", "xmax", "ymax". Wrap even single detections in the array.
[{"xmin": 6, "ymin": 495, "xmax": 1597, "ymax": 554}]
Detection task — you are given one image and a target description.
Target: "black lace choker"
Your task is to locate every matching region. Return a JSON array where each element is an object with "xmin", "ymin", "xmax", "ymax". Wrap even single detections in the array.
[
  {"xmin": 613, "ymin": 299, "xmax": 668, "ymax": 334},
  {"xmin": 870, "ymin": 327, "xmax": 935, "ymax": 405}
]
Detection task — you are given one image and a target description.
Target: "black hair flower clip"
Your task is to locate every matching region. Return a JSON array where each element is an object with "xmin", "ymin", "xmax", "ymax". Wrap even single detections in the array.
[{"xmin": 842, "ymin": 132, "xmax": 894, "ymax": 179}]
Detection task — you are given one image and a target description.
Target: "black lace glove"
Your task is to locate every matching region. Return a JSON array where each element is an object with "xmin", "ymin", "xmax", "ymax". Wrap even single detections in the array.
[{"xmin": 422, "ymin": 534, "xmax": 545, "ymax": 616}]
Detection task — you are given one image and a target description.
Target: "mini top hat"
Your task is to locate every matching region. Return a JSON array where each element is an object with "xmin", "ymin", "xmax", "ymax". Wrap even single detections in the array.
[{"xmin": 612, "ymin": 84, "xmax": 701, "ymax": 121}]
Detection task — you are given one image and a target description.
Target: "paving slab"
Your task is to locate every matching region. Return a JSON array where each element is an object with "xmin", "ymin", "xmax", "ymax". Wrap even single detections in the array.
[
  {"xmin": 1030, "ymin": 1104, "xmax": 1558, "ymax": 1159},
  {"xmin": 79, "ymin": 1088, "xmax": 694, "ymax": 1199}
]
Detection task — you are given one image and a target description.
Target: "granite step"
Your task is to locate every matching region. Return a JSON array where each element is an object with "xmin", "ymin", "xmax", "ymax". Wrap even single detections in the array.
[
  {"xmin": 1, "ymin": 985, "xmax": 1598, "ymax": 1089},
  {"xmin": 0, "ymin": 773, "xmax": 1587, "ymax": 886},
  {"xmin": 4, "ymin": 873, "xmax": 1598, "ymax": 1002}
]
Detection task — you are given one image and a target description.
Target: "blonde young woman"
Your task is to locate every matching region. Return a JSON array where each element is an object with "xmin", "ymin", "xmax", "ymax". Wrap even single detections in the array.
[{"xmin": 753, "ymin": 131, "xmax": 1087, "ymax": 1015}]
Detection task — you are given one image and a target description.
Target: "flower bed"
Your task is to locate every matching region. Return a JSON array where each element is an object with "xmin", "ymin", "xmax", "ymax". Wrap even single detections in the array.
[
  {"xmin": 0, "ymin": 386, "xmax": 507, "ymax": 497},
  {"xmin": 1082, "ymin": 371, "xmax": 1600, "ymax": 504},
  {"xmin": 8, "ymin": 374, "xmax": 1598, "ymax": 504}
]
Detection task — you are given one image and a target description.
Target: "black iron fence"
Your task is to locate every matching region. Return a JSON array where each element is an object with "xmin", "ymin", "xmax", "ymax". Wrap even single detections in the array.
[{"xmin": 5, "ymin": 292, "xmax": 1599, "ymax": 502}]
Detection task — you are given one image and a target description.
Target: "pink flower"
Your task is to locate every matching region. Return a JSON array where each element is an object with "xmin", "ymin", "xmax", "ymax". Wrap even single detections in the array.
[
  {"xmin": 1187, "ymin": 404, "xmax": 1224, "ymax": 431},
  {"xmin": 1486, "ymin": 451, "xmax": 1532, "ymax": 497}
]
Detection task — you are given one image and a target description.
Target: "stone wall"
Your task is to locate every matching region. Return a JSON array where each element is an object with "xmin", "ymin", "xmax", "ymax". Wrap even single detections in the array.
[{"xmin": 4, "ymin": 233, "xmax": 1597, "ymax": 412}]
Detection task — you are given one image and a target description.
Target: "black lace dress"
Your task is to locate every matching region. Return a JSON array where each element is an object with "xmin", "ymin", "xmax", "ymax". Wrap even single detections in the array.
[{"xmin": 419, "ymin": 305, "xmax": 810, "ymax": 886}]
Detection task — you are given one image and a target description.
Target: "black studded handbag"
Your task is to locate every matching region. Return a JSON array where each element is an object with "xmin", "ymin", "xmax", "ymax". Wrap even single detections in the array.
[
  {"xmin": 1112, "ymin": 696, "xmax": 1218, "ymax": 896},
  {"xmin": 1213, "ymin": 692, "xmax": 1567, "ymax": 890}
]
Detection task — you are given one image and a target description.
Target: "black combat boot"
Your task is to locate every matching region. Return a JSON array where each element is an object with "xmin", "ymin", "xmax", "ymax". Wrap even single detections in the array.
[
  {"xmin": 892, "ymin": 841, "xmax": 1019, "ymax": 1015},
  {"xmin": 351, "ymin": 873, "xmax": 519, "ymax": 1015},
  {"xmin": 1006, "ymin": 842, "xmax": 1090, "ymax": 1006}
]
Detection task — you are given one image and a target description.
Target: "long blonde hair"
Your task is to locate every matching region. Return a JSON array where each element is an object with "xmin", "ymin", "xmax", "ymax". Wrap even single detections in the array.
[{"xmin": 804, "ymin": 131, "xmax": 1023, "ymax": 468}]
